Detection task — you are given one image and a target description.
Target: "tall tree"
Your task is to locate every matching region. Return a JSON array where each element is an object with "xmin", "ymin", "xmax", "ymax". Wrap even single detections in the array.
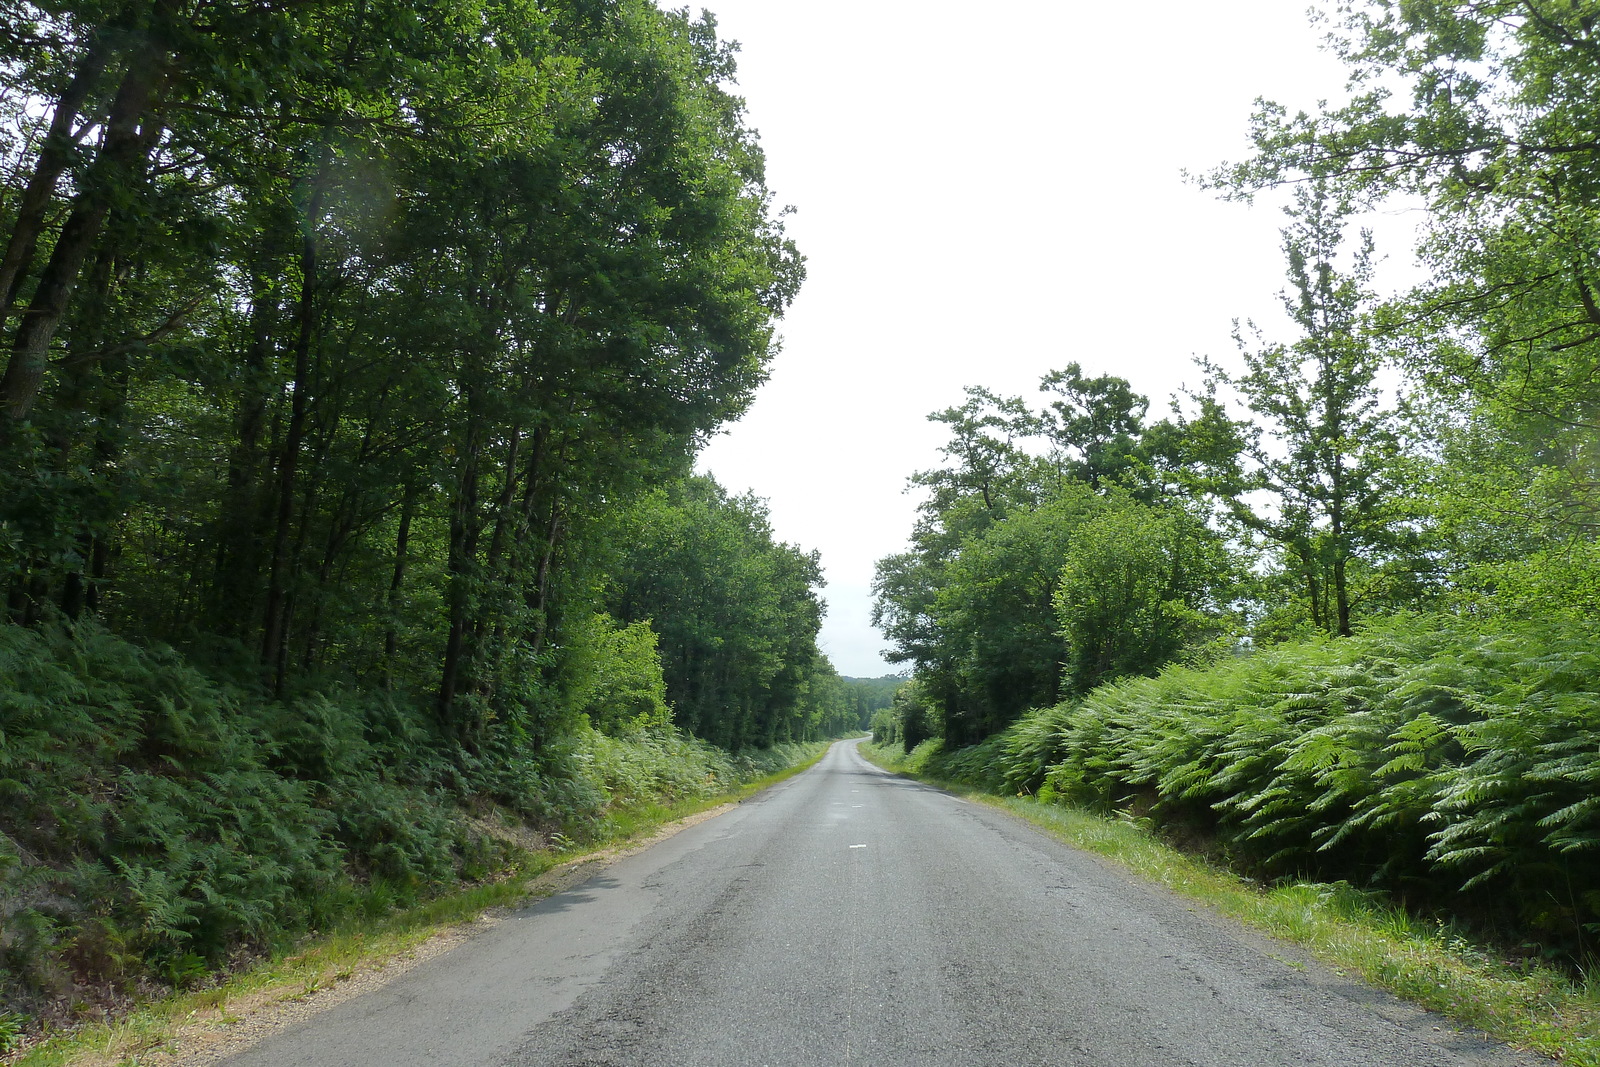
[
  {"xmin": 1200, "ymin": 185, "xmax": 1405, "ymax": 637},
  {"xmin": 909, "ymin": 386, "xmax": 1036, "ymax": 522},
  {"xmin": 1037, "ymin": 362, "xmax": 1148, "ymax": 492},
  {"xmin": 0, "ymin": 0, "xmax": 803, "ymax": 754},
  {"xmin": 1210, "ymin": 0, "xmax": 1600, "ymax": 553}
]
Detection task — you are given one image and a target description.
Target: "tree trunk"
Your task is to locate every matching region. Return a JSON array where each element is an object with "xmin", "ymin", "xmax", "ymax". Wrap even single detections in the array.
[
  {"xmin": 261, "ymin": 183, "xmax": 325, "ymax": 691},
  {"xmin": 437, "ymin": 419, "xmax": 482, "ymax": 736},
  {"xmin": 213, "ymin": 271, "xmax": 278, "ymax": 633},
  {"xmin": 0, "ymin": 39, "xmax": 111, "ymax": 313},
  {"xmin": 527, "ymin": 494, "xmax": 564, "ymax": 657},
  {"xmin": 481, "ymin": 425, "xmax": 523, "ymax": 580},
  {"xmin": 472, "ymin": 426, "xmax": 525, "ymax": 664},
  {"xmin": 1332, "ymin": 555, "xmax": 1351, "ymax": 637},
  {"xmin": 382, "ymin": 479, "xmax": 418, "ymax": 683},
  {"xmin": 1296, "ymin": 543, "xmax": 1324, "ymax": 632},
  {"xmin": 55, "ymin": 241, "xmax": 119, "ymax": 619},
  {"xmin": 1329, "ymin": 449, "xmax": 1352, "ymax": 637},
  {"xmin": 0, "ymin": 52, "xmax": 164, "ymax": 423}
]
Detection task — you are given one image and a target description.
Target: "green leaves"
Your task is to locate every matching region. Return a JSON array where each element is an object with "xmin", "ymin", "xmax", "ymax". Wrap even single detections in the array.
[
  {"xmin": 1055, "ymin": 501, "xmax": 1228, "ymax": 694},
  {"xmin": 0, "ymin": 617, "xmax": 562, "ymax": 1011},
  {"xmin": 564, "ymin": 613, "xmax": 673, "ymax": 735},
  {"xmin": 1212, "ymin": 0, "xmax": 1600, "ymax": 557},
  {"xmin": 607, "ymin": 475, "xmax": 828, "ymax": 751},
  {"xmin": 0, "ymin": 0, "xmax": 821, "ymax": 1019},
  {"xmin": 874, "ymin": 368, "xmax": 1247, "ymax": 746},
  {"xmin": 1198, "ymin": 182, "xmax": 1411, "ymax": 638},
  {"xmin": 975, "ymin": 611, "xmax": 1600, "ymax": 958},
  {"xmin": 0, "ymin": 0, "xmax": 801, "ymax": 734}
]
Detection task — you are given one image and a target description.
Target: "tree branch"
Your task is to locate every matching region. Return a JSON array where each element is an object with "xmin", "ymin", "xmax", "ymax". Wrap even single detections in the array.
[{"xmin": 54, "ymin": 296, "xmax": 202, "ymax": 369}]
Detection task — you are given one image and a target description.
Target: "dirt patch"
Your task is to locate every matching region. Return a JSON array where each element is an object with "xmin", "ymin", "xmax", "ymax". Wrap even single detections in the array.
[
  {"xmin": 465, "ymin": 810, "xmax": 547, "ymax": 855},
  {"xmin": 49, "ymin": 802, "xmax": 738, "ymax": 1067}
]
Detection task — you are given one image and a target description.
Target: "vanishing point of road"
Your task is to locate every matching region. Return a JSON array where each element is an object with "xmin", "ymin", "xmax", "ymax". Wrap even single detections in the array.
[{"xmin": 220, "ymin": 739, "xmax": 1540, "ymax": 1067}]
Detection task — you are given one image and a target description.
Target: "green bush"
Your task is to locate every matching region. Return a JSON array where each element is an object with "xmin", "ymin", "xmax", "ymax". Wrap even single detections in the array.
[
  {"xmin": 940, "ymin": 613, "xmax": 1600, "ymax": 962},
  {"xmin": 0, "ymin": 623, "xmax": 514, "ymax": 1015}
]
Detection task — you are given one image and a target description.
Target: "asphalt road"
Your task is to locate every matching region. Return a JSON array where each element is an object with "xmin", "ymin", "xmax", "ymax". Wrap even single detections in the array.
[{"xmin": 221, "ymin": 739, "xmax": 1542, "ymax": 1067}]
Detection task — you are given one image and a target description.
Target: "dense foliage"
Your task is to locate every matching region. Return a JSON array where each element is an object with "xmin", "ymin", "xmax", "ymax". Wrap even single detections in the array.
[
  {"xmin": 871, "ymin": 369, "xmax": 1240, "ymax": 745},
  {"xmin": 0, "ymin": 0, "xmax": 802, "ymax": 718},
  {"xmin": 882, "ymin": 612, "xmax": 1600, "ymax": 961},
  {"xmin": 1212, "ymin": 0, "xmax": 1600, "ymax": 554},
  {"xmin": 0, "ymin": 619, "xmax": 825, "ymax": 1017},
  {"xmin": 872, "ymin": 0, "xmax": 1600, "ymax": 967},
  {"xmin": 609, "ymin": 477, "xmax": 828, "ymax": 749}
]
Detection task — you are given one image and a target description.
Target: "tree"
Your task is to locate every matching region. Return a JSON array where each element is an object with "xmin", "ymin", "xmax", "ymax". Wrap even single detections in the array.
[
  {"xmin": 0, "ymin": 0, "xmax": 803, "ymax": 754},
  {"xmin": 1210, "ymin": 0, "xmax": 1600, "ymax": 553},
  {"xmin": 874, "ymin": 367, "xmax": 1240, "ymax": 742},
  {"xmin": 1054, "ymin": 501, "xmax": 1229, "ymax": 692},
  {"xmin": 562, "ymin": 613, "xmax": 673, "ymax": 735},
  {"xmin": 1037, "ymin": 362, "xmax": 1148, "ymax": 492},
  {"xmin": 0, "ymin": 0, "xmax": 823, "ymax": 1017},
  {"xmin": 928, "ymin": 483, "xmax": 1102, "ymax": 742},
  {"xmin": 610, "ymin": 476, "xmax": 828, "ymax": 750},
  {"xmin": 1200, "ymin": 185, "xmax": 1406, "ymax": 637},
  {"xmin": 909, "ymin": 386, "xmax": 1036, "ymax": 523}
]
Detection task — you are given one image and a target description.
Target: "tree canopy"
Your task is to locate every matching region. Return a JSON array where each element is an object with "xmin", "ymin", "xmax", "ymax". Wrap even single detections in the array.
[{"xmin": 0, "ymin": 0, "xmax": 807, "ymax": 742}]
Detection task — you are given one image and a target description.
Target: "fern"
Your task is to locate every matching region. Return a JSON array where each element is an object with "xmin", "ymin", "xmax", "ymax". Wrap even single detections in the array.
[{"xmin": 942, "ymin": 611, "xmax": 1600, "ymax": 957}]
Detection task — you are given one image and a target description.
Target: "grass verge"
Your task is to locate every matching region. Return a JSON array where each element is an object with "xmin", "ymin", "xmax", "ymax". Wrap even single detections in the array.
[
  {"xmin": 858, "ymin": 741, "xmax": 1600, "ymax": 1067},
  {"xmin": 7, "ymin": 742, "xmax": 832, "ymax": 1067}
]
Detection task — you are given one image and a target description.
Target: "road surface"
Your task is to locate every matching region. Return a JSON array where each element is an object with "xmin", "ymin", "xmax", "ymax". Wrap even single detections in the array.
[{"xmin": 221, "ymin": 739, "xmax": 1540, "ymax": 1067}]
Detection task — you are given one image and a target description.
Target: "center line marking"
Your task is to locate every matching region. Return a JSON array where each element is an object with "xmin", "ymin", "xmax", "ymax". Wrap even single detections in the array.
[{"xmin": 849, "ymin": 844, "xmax": 867, "ymax": 849}]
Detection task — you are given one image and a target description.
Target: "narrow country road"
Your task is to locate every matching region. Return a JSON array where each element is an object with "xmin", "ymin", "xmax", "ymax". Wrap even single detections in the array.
[{"xmin": 221, "ymin": 740, "xmax": 1540, "ymax": 1067}]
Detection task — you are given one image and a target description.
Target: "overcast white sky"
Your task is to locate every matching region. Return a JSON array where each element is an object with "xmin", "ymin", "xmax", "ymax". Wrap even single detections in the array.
[{"xmin": 692, "ymin": 1, "xmax": 1422, "ymax": 677}]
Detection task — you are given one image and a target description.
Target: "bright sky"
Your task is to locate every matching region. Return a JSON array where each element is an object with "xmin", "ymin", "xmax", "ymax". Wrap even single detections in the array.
[{"xmin": 693, "ymin": 1, "xmax": 1421, "ymax": 677}]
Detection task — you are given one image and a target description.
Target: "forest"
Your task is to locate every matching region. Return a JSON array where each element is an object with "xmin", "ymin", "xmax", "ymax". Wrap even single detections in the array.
[
  {"xmin": 870, "ymin": 3, "xmax": 1600, "ymax": 969},
  {"xmin": 0, "ymin": 0, "xmax": 895, "ymax": 1030}
]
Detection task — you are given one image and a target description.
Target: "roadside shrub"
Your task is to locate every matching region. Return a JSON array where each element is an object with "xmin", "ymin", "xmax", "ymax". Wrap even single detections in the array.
[
  {"xmin": 576, "ymin": 724, "xmax": 737, "ymax": 807},
  {"xmin": 919, "ymin": 734, "xmax": 1010, "ymax": 794},
  {"xmin": 0, "ymin": 623, "xmax": 509, "ymax": 1015},
  {"xmin": 900, "ymin": 738, "xmax": 946, "ymax": 776},
  {"xmin": 954, "ymin": 612, "xmax": 1600, "ymax": 962}
]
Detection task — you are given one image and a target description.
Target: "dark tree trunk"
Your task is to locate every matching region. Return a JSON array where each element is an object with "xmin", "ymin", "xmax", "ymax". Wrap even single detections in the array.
[
  {"xmin": 213, "ymin": 271, "xmax": 279, "ymax": 634},
  {"xmin": 437, "ymin": 420, "xmax": 482, "ymax": 736},
  {"xmin": 528, "ymin": 495, "xmax": 564, "ymax": 657},
  {"xmin": 1329, "ymin": 452, "xmax": 1352, "ymax": 637},
  {"xmin": 481, "ymin": 425, "xmax": 523, "ymax": 581},
  {"xmin": 383, "ymin": 479, "xmax": 418, "ymax": 682},
  {"xmin": 472, "ymin": 426, "xmax": 525, "ymax": 662},
  {"xmin": 55, "ymin": 241, "xmax": 119, "ymax": 620},
  {"xmin": 0, "ymin": 39, "xmax": 111, "ymax": 313},
  {"xmin": 261, "ymin": 185, "xmax": 325, "ymax": 692},
  {"xmin": 0, "ymin": 52, "xmax": 165, "ymax": 423}
]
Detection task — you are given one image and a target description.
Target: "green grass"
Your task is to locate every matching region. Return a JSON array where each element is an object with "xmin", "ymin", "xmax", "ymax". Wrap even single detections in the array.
[
  {"xmin": 10, "ymin": 742, "xmax": 832, "ymax": 1067},
  {"xmin": 858, "ymin": 740, "xmax": 1600, "ymax": 1067}
]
